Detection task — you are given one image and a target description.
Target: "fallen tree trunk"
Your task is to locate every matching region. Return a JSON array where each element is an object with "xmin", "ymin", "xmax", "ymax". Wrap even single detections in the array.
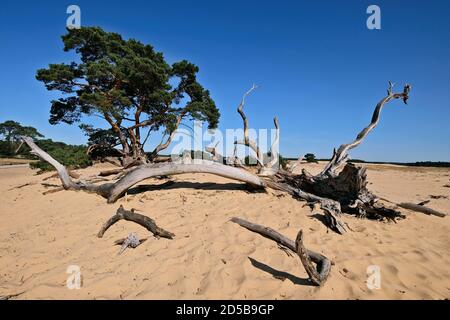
[
  {"xmin": 21, "ymin": 133, "xmax": 344, "ymax": 232},
  {"xmin": 20, "ymin": 135, "xmax": 347, "ymax": 233},
  {"xmin": 19, "ymin": 82, "xmax": 413, "ymax": 235},
  {"xmin": 21, "ymin": 135, "xmax": 266, "ymax": 201},
  {"xmin": 231, "ymin": 217, "xmax": 331, "ymax": 286},
  {"xmin": 97, "ymin": 205, "xmax": 175, "ymax": 239}
]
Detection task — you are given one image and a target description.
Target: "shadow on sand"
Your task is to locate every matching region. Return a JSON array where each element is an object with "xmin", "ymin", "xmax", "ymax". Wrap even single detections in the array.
[{"xmin": 248, "ymin": 257, "xmax": 314, "ymax": 286}]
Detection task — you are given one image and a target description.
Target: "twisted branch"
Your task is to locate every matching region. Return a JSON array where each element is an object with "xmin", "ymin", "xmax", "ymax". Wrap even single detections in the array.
[
  {"xmin": 231, "ymin": 217, "xmax": 331, "ymax": 286},
  {"xmin": 319, "ymin": 83, "xmax": 411, "ymax": 177},
  {"xmin": 234, "ymin": 84, "xmax": 264, "ymax": 166},
  {"xmin": 259, "ymin": 116, "xmax": 280, "ymax": 176},
  {"xmin": 97, "ymin": 205, "xmax": 175, "ymax": 239}
]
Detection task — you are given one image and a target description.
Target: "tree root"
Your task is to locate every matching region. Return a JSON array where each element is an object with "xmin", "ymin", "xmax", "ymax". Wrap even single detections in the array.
[{"xmin": 230, "ymin": 217, "xmax": 331, "ymax": 286}]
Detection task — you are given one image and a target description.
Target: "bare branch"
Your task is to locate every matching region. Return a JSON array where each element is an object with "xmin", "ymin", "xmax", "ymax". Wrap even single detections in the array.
[
  {"xmin": 205, "ymin": 141, "xmax": 223, "ymax": 162},
  {"xmin": 230, "ymin": 217, "xmax": 331, "ymax": 286},
  {"xmin": 97, "ymin": 205, "xmax": 175, "ymax": 239},
  {"xmin": 149, "ymin": 111, "xmax": 186, "ymax": 159},
  {"xmin": 295, "ymin": 230, "xmax": 329, "ymax": 286},
  {"xmin": 20, "ymin": 136, "xmax": 79, "ymax": 190},
  {"xmin": 234, "ymin": 84, "xmax": 264, "ymax": 166},
  {"xmin": 259, "ymin": 117, "xmax": 280, "ymax": 176},
  {"xmin": 265, "ymin": 180, "xmax": 347, "ymax": 234},
  {"xmin": 319, "ymin": 83, "xmax": 412, "ymax": 177},
  {"xmin": 14, "ymin": 141, "xmax": 24, "ymax": 154},
  {"xmin": 398, "ymin": 203, "xmax": 446, "ymax": 218}
]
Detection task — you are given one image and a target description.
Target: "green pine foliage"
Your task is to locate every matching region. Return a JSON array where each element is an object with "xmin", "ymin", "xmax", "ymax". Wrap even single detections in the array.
[{"xmin": 36, "ymin": 27, "xmax": 220, "ymax": 160}]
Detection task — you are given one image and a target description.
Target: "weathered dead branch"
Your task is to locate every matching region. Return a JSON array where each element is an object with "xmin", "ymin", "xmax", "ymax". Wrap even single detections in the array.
[
  {"xmin": 148, "ymin": 111, "xmax": 186, "ymax": 160},
  {"xmin": 282, "ymin": 83, "xmax": 413, "ymax": 222},
  {"xmin": 258, "ymin": 116, "xmax": 280, "ymax": 176},
  {"xmin": 99, "ymin": 168, "xmax": 124, "ymax": 177},
  {"xmin": 205, "ymin": 141, "xmax": 223, "ymax": 162},
  {"xmin": 97, "ymin": 205, "xmax": 175, "ymax": 239},
  {"xmin": 231, "ymin": 217, "xmax": 331, "ymax": 286},
  {"xmin": 264, "ymin": 178, "xmax": 347, "ymax": 234},
  {"xmin": 319, "ymin": 83, "xmax": 411, "ymax": 178},
  {"xmin": 233, "ymin": 85, "xmax": 280, "ymax": 176},
  {"xmin": 21, "ymin": 135, "xmax": 267, "ymax": 202},
  {"xmin": 234, "ymin": 84, "xmax": 264, "ymax": 166},
  {"xmin": 397, "ymin": 203, "xmax": 446, "ymax": 218}
]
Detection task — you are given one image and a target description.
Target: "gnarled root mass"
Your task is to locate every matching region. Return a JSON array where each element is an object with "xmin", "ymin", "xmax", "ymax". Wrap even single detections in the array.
[{"xmin": 277, "ymin": 163, "xmax": 405, "ymax": 222}]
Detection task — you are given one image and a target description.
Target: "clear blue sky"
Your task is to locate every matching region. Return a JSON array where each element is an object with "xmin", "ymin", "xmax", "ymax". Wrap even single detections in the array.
[{"xmin": 0, "ymin": 0, "xmax": 449, "ymax": 162}]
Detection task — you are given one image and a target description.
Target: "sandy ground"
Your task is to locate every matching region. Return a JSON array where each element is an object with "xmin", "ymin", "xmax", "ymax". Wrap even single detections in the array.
[
  {"xmin": 0, "ymin": 161, "xmax": 449, "ymax": 300},
  {"xmin": 0, "ymin": 158, "xmax": 36, "ymax": 166}
]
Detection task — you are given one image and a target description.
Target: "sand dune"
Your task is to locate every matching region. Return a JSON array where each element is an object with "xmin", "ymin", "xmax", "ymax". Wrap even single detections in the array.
[{"xmin": 0, "ymin": 162, "xmax": 449, "ymax": 299}]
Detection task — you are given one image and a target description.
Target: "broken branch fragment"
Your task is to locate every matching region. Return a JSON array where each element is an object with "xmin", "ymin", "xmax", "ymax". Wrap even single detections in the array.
[
  {"xmin": 397, "ymin": 203, "xmax": 447, "ymax": 218},
  {"xmin": 230, "ymin": 217, "xmax": 331, "ymax": 286},
  {"xmin": 97, "ymin": 205, "xmax": 175, "ymax": 239},
  {"xmin": 115, "ymin": 232, "xmax": 144, "ymax": 255}
]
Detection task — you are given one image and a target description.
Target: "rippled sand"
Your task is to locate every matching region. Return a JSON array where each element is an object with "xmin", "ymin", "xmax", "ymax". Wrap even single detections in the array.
[{"xmin": 0, "ymin": 162, "xmax": 449, "ymax": 299}]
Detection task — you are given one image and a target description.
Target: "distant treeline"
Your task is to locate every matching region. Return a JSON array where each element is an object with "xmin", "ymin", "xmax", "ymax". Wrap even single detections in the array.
[
  {"xmin": 281, "ymin": 157, "xmax": 450, "ymax": 168},
  {"xmin": 0, "ymin": 139, "xmax": 91, "ymax": 172},
  {"xmin": 347, "ymin": 159, "xmax": 450, "ymax": 168}
]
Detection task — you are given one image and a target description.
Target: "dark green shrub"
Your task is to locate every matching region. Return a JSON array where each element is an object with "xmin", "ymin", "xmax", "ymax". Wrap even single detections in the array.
[
  {"xmin": 29, "ymin": 139, "xmax": 91, "ymax": 172},
  {"xmin": 304, "ymin": 153, "xmax": 318, "ymax": 163}
]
